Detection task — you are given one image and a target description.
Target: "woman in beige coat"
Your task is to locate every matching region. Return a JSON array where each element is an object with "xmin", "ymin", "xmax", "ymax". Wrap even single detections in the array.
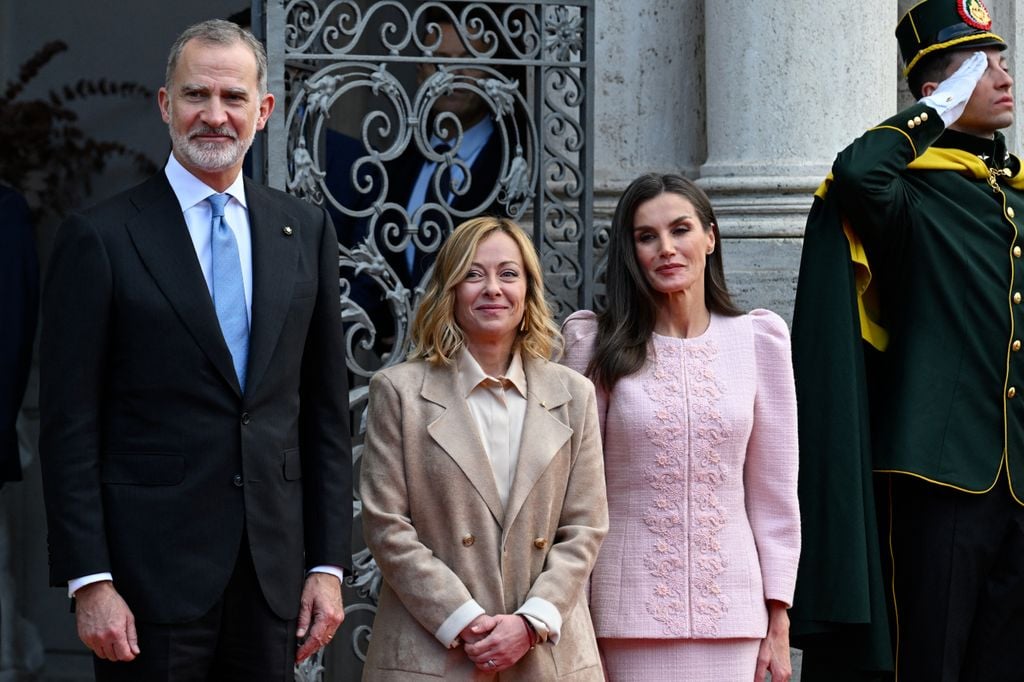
[{"xmin": 360, "ymin": 217, "xmax": 609, "ymax": 681}]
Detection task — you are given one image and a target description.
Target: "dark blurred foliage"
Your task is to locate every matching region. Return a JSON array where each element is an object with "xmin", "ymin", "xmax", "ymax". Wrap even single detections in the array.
[{"xmin": 0, "ymin": 41, "xmax": 158, "ymax": 221}]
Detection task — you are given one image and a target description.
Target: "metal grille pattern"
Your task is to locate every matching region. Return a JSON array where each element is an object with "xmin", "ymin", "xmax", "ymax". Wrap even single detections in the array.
[{"xmin": 262, "ymin": 2, "xmax": 593, "ymax": 678}]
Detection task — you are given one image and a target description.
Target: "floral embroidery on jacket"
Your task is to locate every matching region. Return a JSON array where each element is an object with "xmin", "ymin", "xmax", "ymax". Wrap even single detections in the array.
[{"xmin": 641, "ymin": 339, "xmax": 730, "ymax": 636}]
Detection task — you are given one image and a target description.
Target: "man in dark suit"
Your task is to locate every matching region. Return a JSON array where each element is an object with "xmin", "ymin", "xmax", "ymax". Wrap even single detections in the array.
[
  {"xmin": 381, "ymin": 10, "xmax": 507, "ymax": 287},
  {"xmin": 0, "ymin": 185, "xmax": 38, "ymax": 487},
  {"xmin": 39, "ymin": 19, "xmax": 351, "ymax": 680}
]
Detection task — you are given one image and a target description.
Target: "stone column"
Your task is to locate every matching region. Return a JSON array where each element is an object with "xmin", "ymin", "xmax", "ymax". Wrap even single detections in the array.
[{"xmin": 699, "ymin": 0, "xmax": 896, "ymax": 320}]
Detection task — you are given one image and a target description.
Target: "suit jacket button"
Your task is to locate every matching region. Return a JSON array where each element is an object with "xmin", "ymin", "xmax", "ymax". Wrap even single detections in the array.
[
  {"xmin": 1014, "ymin": 340, "xmax": 1022, "ymax": 352},
  {"xmin": 232, "ymin": 474, "xmax": 244, "ymax": 487},
  {"xmin": 1015, "ymin": 292, "xmax": 1022, "ymax": 305},
  {"xmin": 241, "ymin": 412, "xmax": 251, "ymax": 425},
  {"xmin": 1015, "ymin": 246, "xmax": 1022, "ymax": 258},
  {"xmin": 533, "ymin": 537, "xmax": 547, "ymax": 549},
  {"xmin": 1010, "ymin": 207, "xmax": 1017, "ymax": 219},
  {"xmin": 1009, "ymin": 387, "xmax": 1018, "ymax": 399},
  {"xmin": 462, "ymin": 534, "xmax": 475, "ymax": 547}
]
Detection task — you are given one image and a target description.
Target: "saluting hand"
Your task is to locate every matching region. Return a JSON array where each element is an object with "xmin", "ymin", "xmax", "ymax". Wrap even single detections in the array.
[{"xmin": 920, "ymin": 50, "xmax": 988, "ymax": 127}]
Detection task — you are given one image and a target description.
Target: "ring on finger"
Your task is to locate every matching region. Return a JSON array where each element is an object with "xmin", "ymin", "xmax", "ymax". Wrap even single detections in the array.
[{"xmin": 487, "ymin": 659, "xmax": 496, "ymax": 668}]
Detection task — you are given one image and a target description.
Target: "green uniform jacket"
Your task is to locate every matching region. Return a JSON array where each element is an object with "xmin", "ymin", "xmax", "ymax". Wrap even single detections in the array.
[{"xmin": 790, "ymin": 102, "xmax": 1024, "ymax": 680}]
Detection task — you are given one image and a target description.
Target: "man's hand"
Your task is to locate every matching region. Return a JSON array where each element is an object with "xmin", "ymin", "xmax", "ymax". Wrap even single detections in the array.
[
  {"xmin": 921, "ymin": 51, "xmax": 988, "ymax": 127},
  {"xmin": 295, "ymin": 572, "xmax": 345, "ymax": 663},
  {"xmin": 463, "ymin": 614, "xmax": 533, "ymax": 673},
  {"xmin": 74, "ymin": 581, "xmax": 139, "ymax": 662}
]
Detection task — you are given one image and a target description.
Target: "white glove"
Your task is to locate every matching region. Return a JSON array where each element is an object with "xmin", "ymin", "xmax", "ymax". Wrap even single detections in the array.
[{"xmin": 919, "ymin": 51, "xmax": 988, "ymax": 127}]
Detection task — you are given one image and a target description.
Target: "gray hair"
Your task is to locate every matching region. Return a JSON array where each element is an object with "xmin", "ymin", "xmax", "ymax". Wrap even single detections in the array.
[{"xmin": 165, "ymin": 19, "xmax": 268, "ymax": 95}]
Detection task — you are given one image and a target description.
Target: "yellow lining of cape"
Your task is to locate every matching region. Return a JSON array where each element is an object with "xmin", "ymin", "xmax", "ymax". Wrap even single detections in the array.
[{"xmin": 816, "ymin": 144, "xmax": 1024, "ymax": 352}]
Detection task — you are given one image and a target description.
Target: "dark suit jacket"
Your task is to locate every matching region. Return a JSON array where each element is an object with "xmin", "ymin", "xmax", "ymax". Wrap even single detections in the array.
[
  {"xmin": 39, "ymin": 172, "xmax": 352, "ymax": 623},
  {"xmin": 0, "ymin": 186, "xmax": 38, "ymax": 486},
  {"xmin": 382, "ymin": 129, "xmax": 505, "ymax": 287},
  {"xmin": 347, "ymin": 129, "xmax": 507, "ymax": 348}
]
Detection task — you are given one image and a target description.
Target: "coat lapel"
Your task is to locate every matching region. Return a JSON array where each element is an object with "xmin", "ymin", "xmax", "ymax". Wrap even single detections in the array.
[
  {"xmin": 124, "ymin": 174, "xmax": 240, "ymax": 395},
  {"xmin": 502, "ymin": 358, "xmax": 573, "ymax": 532},
  {"xmin": 422, "ymin": 363, "xmax": 505, "ymax": 524},
  {"xmin": 243, "ymin": 179, "xmax": 300, "ymax": 395}
]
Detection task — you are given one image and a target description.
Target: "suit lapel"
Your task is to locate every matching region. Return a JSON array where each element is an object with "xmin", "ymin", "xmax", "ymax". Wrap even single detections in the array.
[
  {"xmin": 124, "ymin": 174, "xmax": 240, "ymax": 395},
  {"xmin": 244, "ymin": 179, "xmax": 300, "ymax": 394},
  {"xmin": 422, "ymin": 363, "xmax": 505, "ymax": 524},
  {"xmin": 502, "ymin": 358, "xmax": 573, "ymax": 532}
]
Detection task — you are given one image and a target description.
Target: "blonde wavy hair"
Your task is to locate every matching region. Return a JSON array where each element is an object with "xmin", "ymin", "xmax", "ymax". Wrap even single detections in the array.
[{"xmin": 408, "ymin": 216, "xmax": 562, "ymax": 365}]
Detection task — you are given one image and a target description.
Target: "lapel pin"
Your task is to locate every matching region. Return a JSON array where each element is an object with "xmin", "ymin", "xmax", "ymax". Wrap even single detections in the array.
[{"xmin": 282, "ymin": 226, "xmax": 294, "ymax": 236}]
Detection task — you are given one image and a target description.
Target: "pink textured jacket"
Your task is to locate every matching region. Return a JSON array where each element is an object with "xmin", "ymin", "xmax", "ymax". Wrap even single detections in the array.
[{"xmin": 561, "ymin": 309, "xmax": 800, "ymax": 640}]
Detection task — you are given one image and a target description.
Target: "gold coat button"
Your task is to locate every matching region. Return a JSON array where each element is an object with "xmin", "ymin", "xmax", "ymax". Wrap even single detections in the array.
[
  {"xmin": 1010, "ymin": 207, "xmax": 1017, "ymax": 219},
  {"xmin": 1015, "ymin": 292, "xmax": 1022, "ymax": 305},
  {"xmin": 533, "ymin": 537, "xmax": 548, "ymax": 549},
  {"xmin": 283, "ymin": 226, "xmax": 294, "ymax": 236},
  {"xmin": 1015, "ymin": 340, "xmax": 1023, "ymax": 352},
  {"xmin": 913, "ymin": 116, "xmax": 922, "ymax": 125},
  {"xmin": 1009, "ymin": 387, "xmax": 1017, "ymax": 399},
  {"xmin": 461, "ymin": 534, "xmax": 475, "ymax": 547},
  {"xmin": 920, "ymin": 112, "xmax": 929, "ymax": 122},
  {"xmin": 908, "ymin": 119, "xmax": 916, "ymax": 129},
  {"xmin": 1015, "ymin": 246, "xmax": 1022, "ymax": 258}
]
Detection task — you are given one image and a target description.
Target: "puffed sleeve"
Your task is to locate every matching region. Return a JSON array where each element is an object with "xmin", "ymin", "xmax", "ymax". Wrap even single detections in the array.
[
  {"xmin": 359, "ymin": 370, "xmax": 483, "ymax": 646},
  {"xmin": 560, "ymin": 310, "xmax": 608, "ymax": 436},
  {"xmin": 744, "ymin": 309, "xmax": 801, "ymax": 606}
]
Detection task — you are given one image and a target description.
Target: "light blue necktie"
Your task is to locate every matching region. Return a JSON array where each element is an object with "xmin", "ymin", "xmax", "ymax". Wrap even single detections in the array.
[{"xmin": 208, "ymin": 193, "xmax": 249, "ymax": 392}]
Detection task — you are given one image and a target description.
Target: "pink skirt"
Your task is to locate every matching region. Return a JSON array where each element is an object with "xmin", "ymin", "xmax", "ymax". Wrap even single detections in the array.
[{"xmin": 599, "ymin": 637, "xmax": 761, "ymax": 682}]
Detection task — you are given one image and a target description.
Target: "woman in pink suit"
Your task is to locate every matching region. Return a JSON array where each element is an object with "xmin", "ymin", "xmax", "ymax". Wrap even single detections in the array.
[{"xmin": 562, "ymin": 173, "xmax": 800, "ymax": 682}]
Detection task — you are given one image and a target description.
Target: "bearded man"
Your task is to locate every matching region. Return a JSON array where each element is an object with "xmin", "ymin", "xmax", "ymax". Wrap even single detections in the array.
[{"xmin": 38, "ymin": 19, "xmax": 352, "ymax": 681}]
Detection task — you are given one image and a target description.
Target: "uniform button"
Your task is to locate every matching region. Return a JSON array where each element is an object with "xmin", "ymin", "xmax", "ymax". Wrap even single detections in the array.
[
  {"xmin": 1015, "ymin": 292, "xmax": 1022, "ymax": 305},
  {"xmin": 1010, "ymin": 207, "xmax": 1017, "ymax": 218},
  {"xmin": 913, "ymin": 116, "xmax": 922, "ymax": 125},
  {"xmin": 241, "ymin": 412, "xmax": 251, "ymax": 425},
  {"xmin": 1009, "ymin": 387, "xmax": 1017, "ymax": 399},
  {"xmin": 1014, "ymin": 340, "xmax": 1022, "ymax": 352},
  {"xmin": 461, "ymin": 534, "xmax": 475, "ymax": 547},
  {"xmin": 533, "ymin": 537, "xmax": 548, "ymax": 549},
  {"xmin": 907, "ymin": 119, "xmax": 916, "ymax": 129},
  {"xmin": 920, "ymin": 112, "xmax": 929, "ymax": 122},
  {"xmin": 1015, "ymin": 246, "xmax": 1022, "ymax": 258},
  {"xmin": 232, "ymin": 474, "xmax": 244, "ymax": 487}
]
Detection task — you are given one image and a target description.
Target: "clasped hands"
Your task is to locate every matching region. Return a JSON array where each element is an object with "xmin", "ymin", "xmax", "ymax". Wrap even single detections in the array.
[{"xmin": 459, "ymin": 613, "xmax": 536, "ymax": 673}]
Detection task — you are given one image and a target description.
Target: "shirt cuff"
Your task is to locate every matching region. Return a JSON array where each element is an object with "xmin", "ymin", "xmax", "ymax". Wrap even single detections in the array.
[
  {"xmin": 435, "ymin": 599, "xmax": 485, "ymax": 648},
  {"xmin": 516, "ymin": 597, "xmax": 562, "ymax": 645},
  {"xmin": 68, "ymin": 572, "xmax": 113, "ymax": 598},
  {"xmin": 308, "ymin": 565, "xmax": 346, "ymax": 585}
]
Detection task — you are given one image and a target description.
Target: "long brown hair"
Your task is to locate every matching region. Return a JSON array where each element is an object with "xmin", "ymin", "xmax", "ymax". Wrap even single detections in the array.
[{"xmin": 587, "ymin": 173, "xmax": 742, "ymax": 391}]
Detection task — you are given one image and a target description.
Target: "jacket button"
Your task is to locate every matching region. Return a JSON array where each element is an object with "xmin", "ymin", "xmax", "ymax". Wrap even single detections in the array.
[
  {"xmin": 461, "ymin": 534, "xmax": 475, "ymax": 547},
  {"xmin": 1010, "ymin": 207, "xmax": 1017, "ymax": 219},
  {"xmin": 1015, "ymin": 246, "xmax": 1022, "ymax": 258},
  {"xmin": 1009, "ymin": 387, "xmax": 1018, "ymax": 399},
  {"xmin": 907, "ymin": 119, "xmax": 916, "ymax": 129},
  {"xmin": 533, "ymin": 537, "xmax": 548, "ymax": 549},
  {"xmin": 920, "ymin": 112, "xmax": 929, "ymax": 122},
  {"xmin": 1015, "ymin": 292, "xmax": 1022, "ymax": 305},
  {"xmin": 241, "ymin": 412, "xmax": 251, "ymax": 425},
  {"xmin": 232, "ymin": 474, "xmax": 244, "ymax": 487},
  {"xmin": 1014, "ymin": 340, "xmax": 1022, "ymax": 352}
]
